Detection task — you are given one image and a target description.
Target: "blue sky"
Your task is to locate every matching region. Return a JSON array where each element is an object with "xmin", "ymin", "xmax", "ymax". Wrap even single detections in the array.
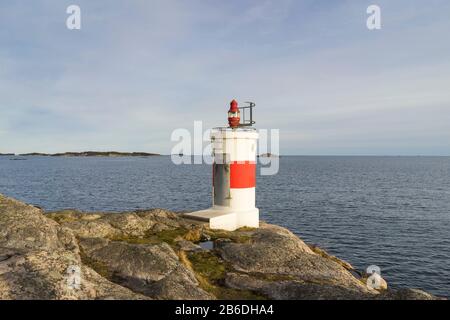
[{"xmin": 1, "ymin": 0, "xmax": 449, "ymax": 155}]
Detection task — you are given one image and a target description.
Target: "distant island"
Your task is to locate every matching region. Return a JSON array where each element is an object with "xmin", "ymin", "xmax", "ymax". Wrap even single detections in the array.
[
  {"xmin": 9, "ymin": 152, "xmax": 161, "ymax": 157},
  {"xmin": 0, "ymin": 153, "xmax": 15, "ymax": 156}
]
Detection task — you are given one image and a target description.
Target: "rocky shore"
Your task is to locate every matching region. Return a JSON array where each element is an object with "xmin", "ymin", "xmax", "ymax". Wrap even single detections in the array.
[{"xmin": 0, "ymin": 194, "xmax": 441, "ymax": 300}]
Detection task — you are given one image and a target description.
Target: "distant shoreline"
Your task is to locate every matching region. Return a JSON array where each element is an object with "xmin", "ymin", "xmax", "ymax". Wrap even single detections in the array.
[
  {"xmin": 0, "ymin": 151, "xmax": 161, "ymax": 157},
  {"xmin": 2, "ymin": 153, "xmax": 450, "ymax": 157}
]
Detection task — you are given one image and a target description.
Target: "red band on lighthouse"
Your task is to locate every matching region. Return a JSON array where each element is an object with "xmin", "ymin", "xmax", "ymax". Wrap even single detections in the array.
[{"xmin": 230, "ymin": 161, "xmax": 256, "ymax": 188}]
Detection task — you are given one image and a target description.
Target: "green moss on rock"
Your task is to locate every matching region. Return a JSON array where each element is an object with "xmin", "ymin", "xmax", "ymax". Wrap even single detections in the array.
[
  {"xmin": 108, "ymin": 227, "xmax": 198, "ymax": 247},
  {"xmin": 79, "ymin": 249, "xmax": 112, "ymax": 279},
  {"xmin": 204, "ymin": 229, "xmax": 253, "ymax": 244},
  {"xmin": 188, "ymin": 251, "xmax": 227, "ymax": 282},
  {"xmin": 186, "ymin": 251, "xmax": 266, "ymax": 300}
]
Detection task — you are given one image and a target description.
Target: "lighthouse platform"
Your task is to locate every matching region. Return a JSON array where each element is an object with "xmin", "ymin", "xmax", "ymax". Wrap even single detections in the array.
[{"xmin": 183, "ymin": 207, "xmax": 259, "ymax": 231}]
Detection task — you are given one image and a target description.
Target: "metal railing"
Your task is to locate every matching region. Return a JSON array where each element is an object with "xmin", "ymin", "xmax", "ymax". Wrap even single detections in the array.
[{"xmin": 240, "ymin": 102, "xmax": 256, "ymax": 127}]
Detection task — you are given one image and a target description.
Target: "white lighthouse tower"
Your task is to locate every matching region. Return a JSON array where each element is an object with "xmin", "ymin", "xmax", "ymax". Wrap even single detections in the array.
[{"xmin": 184, "ymin": 100, "xmax": 259, "ymax": 231}]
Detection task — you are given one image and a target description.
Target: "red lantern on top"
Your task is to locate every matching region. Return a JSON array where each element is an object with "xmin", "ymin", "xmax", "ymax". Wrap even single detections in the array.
[{"xmin": 228, "ymin": 99, "xmax": 240, "ymax": 128}]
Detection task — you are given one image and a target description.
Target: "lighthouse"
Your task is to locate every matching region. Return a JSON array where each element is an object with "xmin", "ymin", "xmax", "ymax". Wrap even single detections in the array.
[{"xmin": 184, "ymin": 100, "xmax": 259, "ymax": 231}]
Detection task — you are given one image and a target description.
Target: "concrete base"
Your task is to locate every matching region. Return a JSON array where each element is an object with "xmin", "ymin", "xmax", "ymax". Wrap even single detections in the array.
[{"xmin": 183, "ymin": 207, "xmax": 259, "ymax": 231}]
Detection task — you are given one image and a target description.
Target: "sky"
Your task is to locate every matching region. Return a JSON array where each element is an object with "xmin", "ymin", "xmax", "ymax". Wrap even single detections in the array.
[{"xmin": 0, "ymin": 0, "xmax": 449, "ymax": 155}]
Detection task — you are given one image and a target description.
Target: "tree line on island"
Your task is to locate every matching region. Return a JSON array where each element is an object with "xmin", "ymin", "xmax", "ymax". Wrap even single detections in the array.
[
  {"xmin": 0, "ymin": 151, "xmax": 161, "ymax": 157},
  {"xmin": 1, "ymin": 152, "xmax": 281, "ymax": 157}
]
